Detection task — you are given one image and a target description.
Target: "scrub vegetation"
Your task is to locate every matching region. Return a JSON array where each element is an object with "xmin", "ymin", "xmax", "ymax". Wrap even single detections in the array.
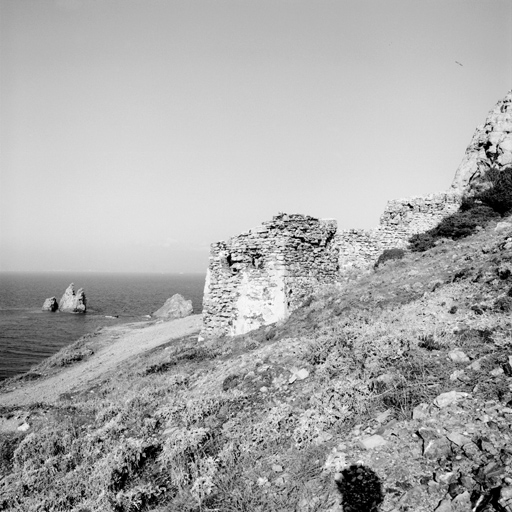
[
  {"xmin": 2, "ymin": 199, "xmax": 512, "ymax": 510},
  {"xmin": 409, "ymin": 166, "xmax": 512, "ymax": 252}
]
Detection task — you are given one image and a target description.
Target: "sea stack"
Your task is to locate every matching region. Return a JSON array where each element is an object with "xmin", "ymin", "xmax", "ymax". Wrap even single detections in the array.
[
  {"xmin": 152, "ymin": 293, "xmax": 193, "ymax": 320},
  {"xmin": 59, "ymin": 283, "xmax": 87, "ymax": 313},
  {"xmin": 41, "ymin": 297, "xmax": 59, "ymax": 312}
]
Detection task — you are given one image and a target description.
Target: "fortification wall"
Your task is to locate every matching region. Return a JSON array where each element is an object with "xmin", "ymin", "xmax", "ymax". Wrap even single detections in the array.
[
  {"xmin": 380, "ymin": 193, "xmax": 462, "ymax": 232},
  {"xmin": 201, "ymin": 90, "xmax": 510, "ymax": 338},
  {"xmin": 202, "ymin": 195, "xmax": 462, "ymax": 338},
  {"xmin": 338, "ymin": 193, "xmax": 462, "ymax": 271},
  {"xmin": 200, "ymin": 213, "xmax": 339, "ymax": 339}
]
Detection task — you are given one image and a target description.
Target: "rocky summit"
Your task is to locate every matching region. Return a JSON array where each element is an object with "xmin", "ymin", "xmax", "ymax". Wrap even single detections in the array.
[{"xmin": 58, "ymin": 283, "xmax": 86, "ymax": 313}]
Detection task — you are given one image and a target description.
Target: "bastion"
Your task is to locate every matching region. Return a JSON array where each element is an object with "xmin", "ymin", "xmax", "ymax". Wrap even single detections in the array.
[{"xmin": 200, "ymin": 213, "xmax": 339, "ymax": 339}]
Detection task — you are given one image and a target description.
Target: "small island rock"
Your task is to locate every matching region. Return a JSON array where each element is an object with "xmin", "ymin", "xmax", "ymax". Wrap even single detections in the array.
[
  {"xmin": 59, "ymin": 283, "xmax": 87, "ymax": 313},
  {"xmin": 152, "ymin": 293, "xmax": 193, "ymax": 320},
  {"xmin": 42, "ymin": 297, "xmax": 59, "ymax": 312}
]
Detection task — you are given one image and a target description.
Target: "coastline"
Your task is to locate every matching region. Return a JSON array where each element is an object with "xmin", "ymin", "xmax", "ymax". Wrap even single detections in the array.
[
  {"xmin": 0, "ymin": 314, "xmax": 203, "ymax": 410},
  {"xmin": 0, "ymin": 271, "xmax": 206, "ymax": 380}
]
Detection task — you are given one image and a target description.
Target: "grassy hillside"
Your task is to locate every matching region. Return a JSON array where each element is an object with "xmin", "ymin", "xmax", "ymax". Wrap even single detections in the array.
[{"xmin": 2, "ymin": 212, "xmax": 512, "ymax": 511}]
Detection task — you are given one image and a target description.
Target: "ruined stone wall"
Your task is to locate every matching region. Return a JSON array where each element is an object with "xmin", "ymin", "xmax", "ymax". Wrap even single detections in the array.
[
  {"xmin": 201, "ymin": 90, "xmax": 511, "ymax": 337},
  {"xmin": 380, "ymin": 193, "xmax": 462, "ymax": 232},
  {"xmin": 202, "ymin": 196, "xmax": 462, "ymax": 338},
  {"xmin": 201, "ymin": 214, "xmax": 339, "ymax": 339},
  {"xmin": 338, "ymin": 193, "xmax": 462, "ymax": 271},
  {"xmin": 337, "ymin": 227, "xmax": 408, "ymax": 272},
  {"xmin": 202, "ymin": 196, "xmax": 461, "ymax": 337}
]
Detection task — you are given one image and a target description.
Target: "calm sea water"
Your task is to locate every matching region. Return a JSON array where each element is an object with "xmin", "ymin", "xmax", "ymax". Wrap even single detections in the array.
[{"xmin": 0, "ymin": 272, "xmax": 205, "ymax": 381}]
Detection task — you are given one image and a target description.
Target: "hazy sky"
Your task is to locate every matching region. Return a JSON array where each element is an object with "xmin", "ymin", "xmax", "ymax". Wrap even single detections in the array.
[{"xmin": 1, "ymin": 0, "xmax": 511, "ymax": 273}]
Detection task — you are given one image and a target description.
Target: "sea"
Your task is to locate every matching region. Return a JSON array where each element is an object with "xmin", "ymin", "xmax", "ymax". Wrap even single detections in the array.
[{"xmin": 0, "ymin": 272, "xmax": 206, "ymax": 381}]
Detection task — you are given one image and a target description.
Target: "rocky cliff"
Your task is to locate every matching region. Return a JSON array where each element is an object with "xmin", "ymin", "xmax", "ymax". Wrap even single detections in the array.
[{"xmin": 451, "ymin": 89, "xmax": 512, "ymax": 195}]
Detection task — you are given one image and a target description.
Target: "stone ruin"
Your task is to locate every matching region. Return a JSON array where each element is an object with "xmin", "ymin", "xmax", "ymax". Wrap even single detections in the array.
[
  {"xmin": 201, "ymin": 90, "xmax": 512, "ymax": 337},
  {"xmin": 337, "ymin": 192, "xmax": 462, "ymax": 271},
  {"xmin": 337, "ymin": 89, "xmax": 512, "ymax": 272},
  {"xmin": 200, "ymin": 213, "xmax": 339, "ymax": 339},
  {"xmin": 201, "ymin": 193, "xmax": 465, "ymax": 338}
]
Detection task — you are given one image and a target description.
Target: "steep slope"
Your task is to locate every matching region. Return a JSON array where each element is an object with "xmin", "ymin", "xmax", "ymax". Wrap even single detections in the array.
[{"xmin": 2, "ymin": 215, "xmax": 512, "ymax": 512}]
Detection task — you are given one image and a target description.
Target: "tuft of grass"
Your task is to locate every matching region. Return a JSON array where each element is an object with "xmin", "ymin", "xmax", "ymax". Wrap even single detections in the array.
[{"xmin": 144, "ymin": 345, "xmax": 219, "ymax": 375}]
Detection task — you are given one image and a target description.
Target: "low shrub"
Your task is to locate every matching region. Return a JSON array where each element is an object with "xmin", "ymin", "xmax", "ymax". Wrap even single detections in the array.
[
  {"xmin": 410, "ymin": 166, "xmax": 512, "ymax": 252},
  {"xmin": 409, "ymin": 204, "xmax": 498, "ymax": 252},
  {"xmin": 474, "ymin": 165, "xmax": 512, "ymax": 215},
  {"xmin": 494, "ymin": 296, "xmax": 512, "ymax": 312},
  {"xmin": 374, "ymin": 248, "xmax": 405, "ymax": 269},
  {"xmin": 59, "ymin": 348, "xmax": 94, "ymax": 366},
  {"xmin": 144, "ymin": 346, "xmax": 215, "ymax": 375},
  {"xmin": 0, "ymin": 433, "xmax": 24, "ymax": 475}
]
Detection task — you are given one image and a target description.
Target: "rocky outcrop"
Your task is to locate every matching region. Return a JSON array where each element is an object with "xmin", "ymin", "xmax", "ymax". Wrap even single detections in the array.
[
  {"xmin": 152, "ymin": 294, "xmax": 193, "ymax": 320},
  {"xmin": 41, "ymin": 297, "xmax": 58, "ymax": 312},
  {"xmin": 451, "ymin": 89, "xmax": 512, "ymax": 195},
  {"xmin": 59, "ymin": 283, "xmax": 86, "ymax": 313}
]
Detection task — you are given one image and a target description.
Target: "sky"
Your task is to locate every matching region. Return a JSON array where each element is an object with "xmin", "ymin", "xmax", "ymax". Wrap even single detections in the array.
[{"xmin": 1, "ymin": 0, "xmax": 511, "ymax": 273}]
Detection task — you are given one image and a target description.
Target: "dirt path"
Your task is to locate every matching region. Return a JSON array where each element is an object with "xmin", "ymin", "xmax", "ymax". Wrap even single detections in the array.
[{"xmin": 0, "ymin": 314, "xmax": 203, "ymax": 407}]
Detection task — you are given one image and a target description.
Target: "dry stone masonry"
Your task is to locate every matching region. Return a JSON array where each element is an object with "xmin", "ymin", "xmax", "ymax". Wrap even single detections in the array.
[
  {"xmin": 201, "ymin": 214, "xmax": 339, "ymax": 339},
  {"xmin": 338, "ymin": 193, "xmax": 462, "ymax": 271},
  {"xmin": 202, "ymin": 90, "xmax": 512, "ymax": 337}
]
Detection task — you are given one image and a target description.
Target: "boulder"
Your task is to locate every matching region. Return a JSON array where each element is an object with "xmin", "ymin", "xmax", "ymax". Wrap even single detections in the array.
[
  {"xmin": 59, "ymin": 283, "xmax": 87, "ymax": 313},
  {"xmin": 152, "ymin": 294, "xmax": 193, "ymax": 320},
  {"xmin": 42, "ymin": 297, "xmax": 58, "ymax": 312}
]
